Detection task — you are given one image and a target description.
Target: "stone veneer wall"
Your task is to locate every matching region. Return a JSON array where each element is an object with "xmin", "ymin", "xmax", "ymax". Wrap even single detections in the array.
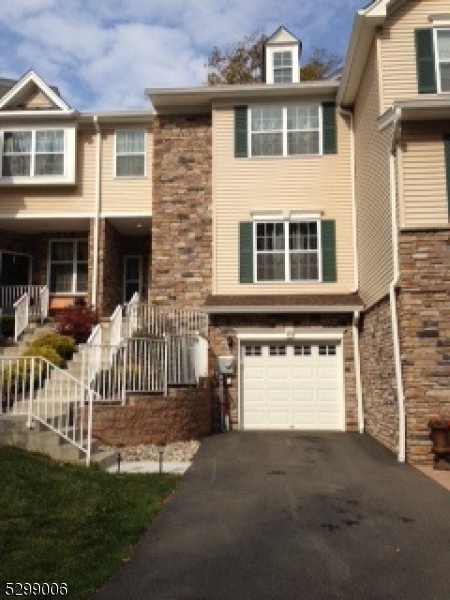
[
  {"xmin": 97, "ymin": 219, "xmax": 122, "ymax": 316},
  {"xmin": 151, "ymin": 114, "xmax": 212, "ymax": 308},
  {"xmin": 397, "ymin": 230, "xmax": 450, "ymax": 464},
  {"xmin": 91, "ymin": 383, "xmax": 211, "ymax": 446},
  {"xmin": 209, "ymin": 314, "xmax": 358, "ymax": 431},
  {"xmin": 359, "ymin": 295, "xmax": 398, "ymax": 456}
]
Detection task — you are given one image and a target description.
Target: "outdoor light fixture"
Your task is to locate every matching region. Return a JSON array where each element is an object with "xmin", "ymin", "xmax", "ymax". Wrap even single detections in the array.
[{"xmin": 156, "ymin": 443, "xmax": 166, "ymax": 474}]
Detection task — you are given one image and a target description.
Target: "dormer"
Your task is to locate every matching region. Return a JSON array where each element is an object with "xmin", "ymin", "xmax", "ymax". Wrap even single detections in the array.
[
  {"xmin": 264, "ymin": 26, "xmax": 301, "ymax": 84},
  {"xmin": 0, "ymin": 70, "xmax": 78, "ymax": 186}
]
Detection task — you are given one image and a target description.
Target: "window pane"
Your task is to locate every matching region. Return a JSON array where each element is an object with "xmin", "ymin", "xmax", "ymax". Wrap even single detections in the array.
[
  {"xmin": 125, "ymin": 258, "xmax": 140, "ymax": 279},
  {"xmin": 35, "ymin": 154, "xmax": 64, "ymax": 175},
  {"xmin": 288, "ymin": 131, "xmax": 320, "ymax": 155},
  {"xmin": 437, "ymin": 30, "xmax": 450, "ymax": 61},
  {"xmin": 50, "ymin": 264, "xmax": 73, "ymax": 293},
  {"xmin": 76, "ymin": 263, "xmax": 88, "ymax": 293},
  {"xmin": 289, "ymin": 222, "xmax": 317, "ymax": 250},
  {"xmin": 2, "ymin": 155, "xmax": 31, "ymax": 176},
  {"xmin": 3, "ymin": 132, "xmax": 31, "ymax": 153},
  {"xmin": 287, "ymin": 106, "xmax": 319, "ymax": 130},
  {"xmin": 77, "ymin": 241, "xmax": 88, "ymax": 262},
  {"xmin": 36, "ymin": 130, "xmax": 64, "ymax": 153},
  {"xmin": 256, "ymin": 222, "xmax": 284, "ymax": 251},
  {"xmin": 252, "ymin": 133, "xmax": 283, "ymax": 156},
  {"xmin": 116, "ymin": 131, "xmax": 145, "ymax": 153},
  {"xmin": 251, "ymin": 107, "xmax": 283, "ymax": 132},
  {"xmin": 116, "ymin": 155, "xmax": 145, "ymax": 176},
  {"xmin": 290, "ymin": 252, "xmax": 319, "ymax": 280},
  {"xmin": 51, "ymin": 241, "xmax": 74, "ymax": 262},
  {"xmin": 273, "ymin": 52, "xmax": 292, "ymax": 67},
  {"xmin": 257, "ymin": 253, "xmax": 285, "ymax": 281},
  {"xmin": 274, "ymin": 69, "xmax": 293, "ymax": 83},
  {"xmin": 440, "ymin": 63, "xmax": 450, "ymax": 92}
]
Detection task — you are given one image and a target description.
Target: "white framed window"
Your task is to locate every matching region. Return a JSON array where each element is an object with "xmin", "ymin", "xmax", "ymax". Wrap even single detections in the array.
[
  {"xmin": 249, "ymin": 105, "xmax": 322, "ymax": 157},
  {"xmin": 115, "ymin": 130, "xmax": 145, "ymax": 177},
  {"xmin": 435, "ymin": 28, "xmax": 450, "ymax": 92},
  {"xmin": 1, "ymin": 129, "xmax": 64, "ymax": 177},
  {"xmin": 48, "ymin": 239, "xmax": 88, "ymax": 294},
  {"xmin": 254, "ymin": 220, "xmax": 321, "ymax": 282},
  {"xmin": 273, "ymin": 51, "xmax": 293, "ymax": 83}
]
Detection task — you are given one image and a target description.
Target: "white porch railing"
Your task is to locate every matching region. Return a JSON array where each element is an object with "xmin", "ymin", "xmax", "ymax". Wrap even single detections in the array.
[
  {"xmin": 80, "ymin": 324, "xmax": 103, "ymax": 391},
  {"xmin": 124, "ymin": 292, "xmax": 140, "ymax": 337},
  {"xmin": 13, "ymin": 293, "xmax": 29, "ymax": 342},
  {"xmin": 110, "ymin": 304, "xmax": 123, "ymax": 348},
  {"xmin": 0, "ymin": 285, "xmax": 49, "ymax": 320},
  {"xmin": 0, "ymin": 356, "xmax": 96, "ymax": 465},
  {"xmin": 127, "ymin": 305, "xmax": 209, "ymax": 337}
]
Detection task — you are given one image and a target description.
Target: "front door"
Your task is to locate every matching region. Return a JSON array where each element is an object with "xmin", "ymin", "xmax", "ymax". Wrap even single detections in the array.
[
  {"xmin": 123, "ymin": 255, "xmax": 142, "ymax": 302},
  {"xmin": 0, "ymin": 252, "xmax": 31, "ymax": 286}
]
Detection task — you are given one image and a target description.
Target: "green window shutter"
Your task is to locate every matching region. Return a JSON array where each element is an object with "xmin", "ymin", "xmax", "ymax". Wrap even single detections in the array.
[
  {"xmin": 234, "ymin": 106, "xmax": 248, "ymax": 158},
  {"xmin": 322, "ymin": 103, "xmax": 337, "ymax": 155},
  {"xmin": 239, "ymin": 222, "xmax": 253, "ymax": 283},
  {"xmin": 321, "ymin": 220, "xmax": 337, "ymax": 282},
  {"xmin": 415, "ymin": 29, "xmax": 437, "ymax": 94},
  {"xmin": 445, "ymin": 136, "xmax": 450, "ymax": 218}
]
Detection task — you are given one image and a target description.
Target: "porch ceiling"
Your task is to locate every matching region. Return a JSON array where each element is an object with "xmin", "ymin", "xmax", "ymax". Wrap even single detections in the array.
[{"xmin": 106, "ymin": 216, "xmax": 152, "ymax": 236}]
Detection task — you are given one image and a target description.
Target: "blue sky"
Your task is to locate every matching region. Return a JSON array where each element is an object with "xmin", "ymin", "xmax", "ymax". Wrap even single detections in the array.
[{"xmin": 0, "ymin": 0, "xmax": 367, "ymax": 111}]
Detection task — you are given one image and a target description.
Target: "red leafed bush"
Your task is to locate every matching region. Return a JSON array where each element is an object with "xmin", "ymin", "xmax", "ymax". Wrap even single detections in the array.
[{"xmin": 55, "ymin": 306, "xmax": 97, "ymax": 344}]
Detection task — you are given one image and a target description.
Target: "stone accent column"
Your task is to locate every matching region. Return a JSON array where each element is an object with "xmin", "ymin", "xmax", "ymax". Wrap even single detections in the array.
[
  {"xmin": 397, "ymin": 230, "xmax": 450, "ymax": 464},
  {"xmin": 359, "ymin": 295, "xmax": 398, "ymax": 455},
  {"xmin": 97, "ymin": 218, "xmax": 123, "ymax": 316},
  {"xmin": 152, "ymin": 114, "xmax": 212, "ymax": 308}
]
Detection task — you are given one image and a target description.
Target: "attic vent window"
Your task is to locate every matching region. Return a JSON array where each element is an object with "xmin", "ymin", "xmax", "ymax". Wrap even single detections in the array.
[{"xmin": 273, "ymin": 51, "xmax": 293, "ymax": 83}]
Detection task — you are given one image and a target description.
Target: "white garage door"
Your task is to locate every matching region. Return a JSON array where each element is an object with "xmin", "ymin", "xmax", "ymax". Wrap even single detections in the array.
[{"xmin": 242, "ymin": 342, "xmax": 343, "ymax": 430}]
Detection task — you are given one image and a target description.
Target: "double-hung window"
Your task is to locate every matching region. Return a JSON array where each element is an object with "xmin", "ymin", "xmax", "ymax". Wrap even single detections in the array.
[
  {"xmin": 435, "ymin": 29, "xmax": 450, "ymax": 92},
  {"xmin": 255, "ymin": 221, "xmax": 320, "ymax": 282},
  {"xmin": 250, "ymin": 105, "xmax": 321, "ymax": 157},
  {"xmin": 2, "ymin": 129, "xmax": 64, "ymax": 177},
  {"xmin": 49, "ymin": 240, "xmax": 88, "ymax": 294},
  {"xmin": 115, "ymin": 130, "xmax": 145, "ymax": 177},
  {"xmin": 273, "ymin": 51, "xmax": 293, "ymax": 83}
]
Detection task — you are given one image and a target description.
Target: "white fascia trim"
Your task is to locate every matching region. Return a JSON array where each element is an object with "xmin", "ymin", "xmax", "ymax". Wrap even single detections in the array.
[
  {"xmin": 378, "ymin": 108, "xmax": 396, "ymax": 131},
  {"xmin": 205, "ymin": 305, "xmax": 361, "ymax": 314},
  {"xmin": 0, "ymin": 70, "xmax": 73, "ymax": 112},
  {"xmin": 236, "ymin": 329, "xmax": 344, "ymax": 341},
  {"xmin": 428, "ymin": 14, "xmax": 450, "ymax": 25}
]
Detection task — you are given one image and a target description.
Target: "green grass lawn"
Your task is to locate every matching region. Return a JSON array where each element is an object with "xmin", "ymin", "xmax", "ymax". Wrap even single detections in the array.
[{"xmin": 0, "ymin": 446, "xmax": 178, "ymax": 599}]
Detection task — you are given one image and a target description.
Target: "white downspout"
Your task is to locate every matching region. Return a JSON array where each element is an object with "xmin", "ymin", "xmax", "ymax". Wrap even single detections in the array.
[
  {"xmin": 352, "ymin": 310, "xmax": 364, "ymax": 434},
  {"xmin": 92, "ymin": 116, "xmax": 101, "ymax": 308},
  {"xmin": 338, "ymin": 106, "xmax": 358, "ymax": 291},
  {"xmin": 389, "ymin": 108, "xmax": 406, "ymax": 463}
]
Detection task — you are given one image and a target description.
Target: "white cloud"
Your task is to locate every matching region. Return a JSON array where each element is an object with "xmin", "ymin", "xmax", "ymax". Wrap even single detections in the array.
[{"xmin": 0, "ymin": 0, "xmax": 367, "ymax": 110}]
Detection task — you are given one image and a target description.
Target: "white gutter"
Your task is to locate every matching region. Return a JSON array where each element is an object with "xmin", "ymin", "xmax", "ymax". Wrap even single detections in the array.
[
  {"xmin": 352, "ymin": 310, "xmax": 364, "ymax": 434},
  {"xmin": 338, "ymin": 107, "xmax": 358, "ymax": 291},
  {"xmin": 92, "ymin": 116, "xmax": 102, "ymax": 309},
  {"xmin": 389, "ymin": 107, "xmax": 406, "ymax": 463}
]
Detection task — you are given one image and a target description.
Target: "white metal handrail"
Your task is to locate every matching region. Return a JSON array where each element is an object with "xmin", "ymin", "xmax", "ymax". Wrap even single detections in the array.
[
  {"xmin": 124, "ymin": 292, "xmax": 140, "ymax": 337},
  {"xmin": 128, "ymin": 305, "xmax": 209, "ymax": 338},
  {"xmin": 110, "ymin": 304, "xmax": 123, "ymax": 348},
  {"xmin": 39, "ymin": 285, "xmax": 49, "ymax": 323},
  {"xmin": 81, "ymin": 324, "xmax": 102, "ymax": 391},
  {"xmin": 0, "ymin": 285, "xmax": 45, "ymax": 319},
  {"xmin": 0, "ymin": 356, "xmax": 98, "ymax": 465},
  {"xmin": 13, "ymin": 293, "xmax": 29, "ymax": 342}
]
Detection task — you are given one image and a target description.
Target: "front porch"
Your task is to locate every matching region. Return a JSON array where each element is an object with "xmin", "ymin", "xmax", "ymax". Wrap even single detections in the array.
[{"xmin": 0, "ymin": 215, "xmax": 151, "ymax": 321}]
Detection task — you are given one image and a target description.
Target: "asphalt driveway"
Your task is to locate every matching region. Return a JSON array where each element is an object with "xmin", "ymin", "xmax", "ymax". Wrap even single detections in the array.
[{"xmin": 96, "ymin": 432, "xmax": 450, "ymax": 600}]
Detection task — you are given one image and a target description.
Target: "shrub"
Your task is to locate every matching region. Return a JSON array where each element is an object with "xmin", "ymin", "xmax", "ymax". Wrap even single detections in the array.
[
  {"xmin": 23, "ymin": 345, "xmax": 64, "ymax": 369},
  {"xmin": 55, "ymin": 306, "xmax": 97, "ymax": 344},
  {"xmin": 30, "ymin": 333, "xmax": 76, "ymax": 360},
  {"xmin": 0, "ymin": 315, "xmax": 15, "ymax": 338}
]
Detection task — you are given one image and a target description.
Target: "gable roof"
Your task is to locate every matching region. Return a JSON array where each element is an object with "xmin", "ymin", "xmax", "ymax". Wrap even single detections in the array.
[
  {"xmin": 0, "ymin": 69, "xmax": 74, "ymax": 116},
  {"xmin": 265, "ymin": 26, "xmax": 299, "ymax": 45},
  {"xmin": 337, "ymin": 0, "xmax": 408, "ymax": 106}
]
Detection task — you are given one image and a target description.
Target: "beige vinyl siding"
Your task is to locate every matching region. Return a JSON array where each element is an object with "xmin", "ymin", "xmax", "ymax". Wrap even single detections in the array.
[
  {"xmin": 0, "ymin": 129, "xmax": 95, "ymax": 215},
  {"xmin": 381, "ymin": 0, "xmax": 448, "ymax": 111},
  {"xmin": 100, "ymin": 126, "xmax": 152, "ymax": 215},
  {"xmin": 23, "ymin": 89, "xmax": 54, "ymax": 110},
  {"xmin": 213, "ymin": 106, "xmax": 354, "ymax": 295},
  {"xmin": 401, "ymin": 121, "xmax": 450, "ymax": 228},
  {"xmin": 354, "ymin": 40, "xmax": 393, "ymax": 308}
]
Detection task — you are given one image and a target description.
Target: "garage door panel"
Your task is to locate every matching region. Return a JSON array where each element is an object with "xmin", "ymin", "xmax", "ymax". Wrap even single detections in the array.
[{"xmin": 242, "ymin": 342, "xmax": 343, "ymax": 431}]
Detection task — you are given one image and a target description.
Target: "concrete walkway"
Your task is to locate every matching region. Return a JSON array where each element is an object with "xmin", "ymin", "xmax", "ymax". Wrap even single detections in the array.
[{"xmin": 95, "ymin": 432, "xmax": 450, "ymax": 600}]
